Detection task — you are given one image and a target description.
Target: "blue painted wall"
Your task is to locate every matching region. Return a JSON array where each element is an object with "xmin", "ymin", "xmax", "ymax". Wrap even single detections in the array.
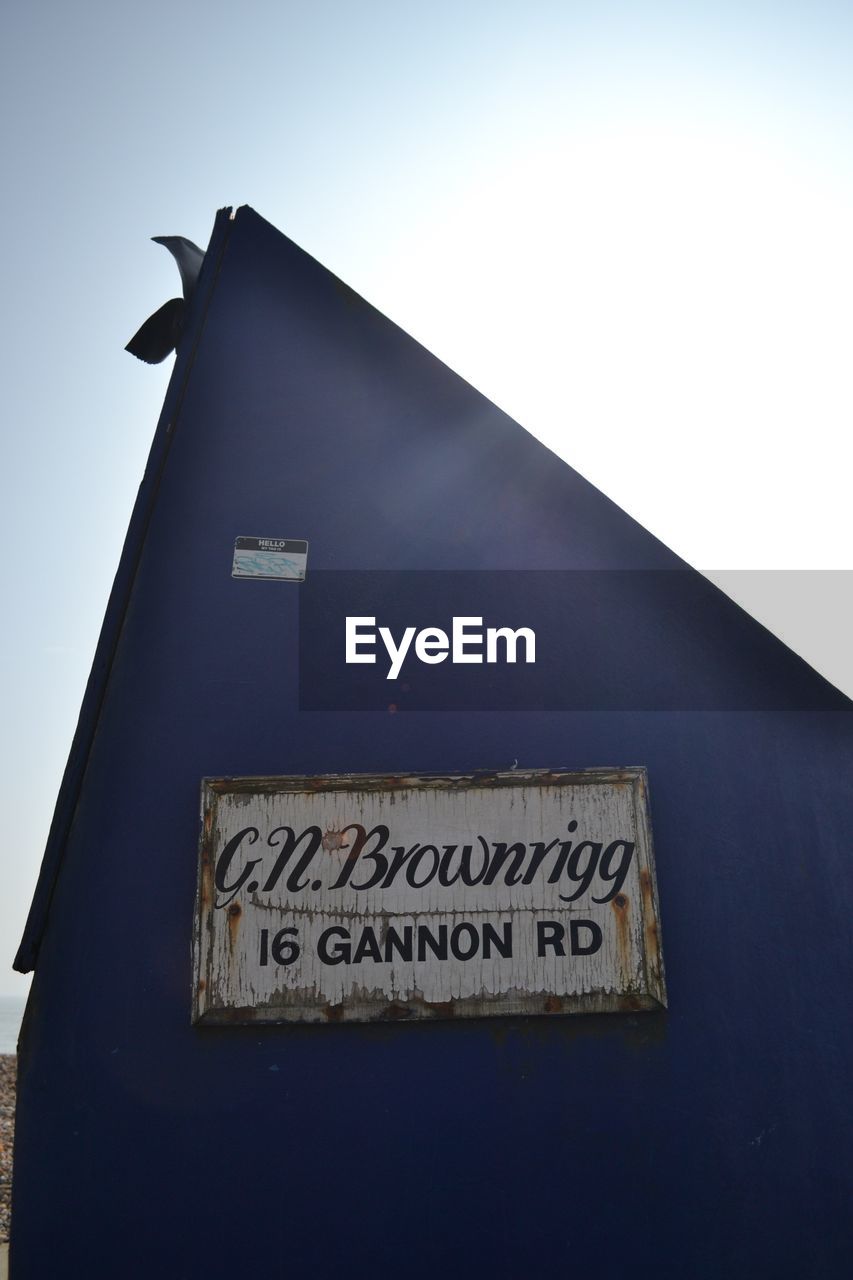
[{"xmin": 12, "ymin": 208, "xmax": 853, "ymax": 1279}]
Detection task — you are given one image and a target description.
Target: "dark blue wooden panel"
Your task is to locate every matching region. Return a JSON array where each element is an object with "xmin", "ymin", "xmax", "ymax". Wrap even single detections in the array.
[{"xmin": 12, "ymin": 207, "xmax": 853, "ymax": 1279}]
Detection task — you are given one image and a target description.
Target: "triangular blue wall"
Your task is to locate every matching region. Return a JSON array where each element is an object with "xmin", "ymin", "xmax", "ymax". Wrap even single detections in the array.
[{"xmin": 12, "ymin": 207, "xmax": 853, "ymax": 1279}]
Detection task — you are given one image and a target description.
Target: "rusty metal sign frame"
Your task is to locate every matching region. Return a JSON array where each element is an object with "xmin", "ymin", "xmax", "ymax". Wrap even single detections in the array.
[{"xmin": 192, "ymin": 768, "xmax": 666, "ymax": 1025}]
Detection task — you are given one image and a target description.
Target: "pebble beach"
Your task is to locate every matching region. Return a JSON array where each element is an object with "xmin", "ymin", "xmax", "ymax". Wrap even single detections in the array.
[{"xmin": 0, "ymin": 1056, "xmax": 14, "ymax": 1243}]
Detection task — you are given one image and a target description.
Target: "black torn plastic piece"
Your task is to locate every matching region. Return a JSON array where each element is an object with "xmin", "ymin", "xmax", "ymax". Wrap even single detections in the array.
[{"xmin": 125, "ymin": 235, "xmax": 205, "ymax": 364}]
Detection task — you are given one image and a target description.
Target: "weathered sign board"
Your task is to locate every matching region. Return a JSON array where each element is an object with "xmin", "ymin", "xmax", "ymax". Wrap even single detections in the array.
[{"xmin": 192, "ymin": 769, "xmax": 666, "ymax": 1024}]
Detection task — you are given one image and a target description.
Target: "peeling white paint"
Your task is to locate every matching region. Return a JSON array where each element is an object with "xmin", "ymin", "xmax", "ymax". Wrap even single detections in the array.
[{"xmin": 192, "ymin": 769, "xmax": 666, "ymax": 1024}]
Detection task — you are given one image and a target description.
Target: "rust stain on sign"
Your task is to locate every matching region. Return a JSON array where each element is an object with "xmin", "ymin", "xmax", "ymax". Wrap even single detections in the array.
[
  {"xmin": 611, "ymin": 892, "xmax": 632, "ymax": 981},
  {"xmin": 192, "ymin": 768, "xmax": 666, "ymax": 1025}
]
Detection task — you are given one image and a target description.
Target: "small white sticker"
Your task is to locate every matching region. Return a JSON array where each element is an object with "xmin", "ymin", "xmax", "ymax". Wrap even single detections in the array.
[{"xmin": 232, "ymin": 537, "xmax": 308, "ymax": 582}]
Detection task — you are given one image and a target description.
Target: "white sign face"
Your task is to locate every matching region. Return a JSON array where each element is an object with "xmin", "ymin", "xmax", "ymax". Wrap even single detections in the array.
[{"xmin": 192, "ymin": 769, "xmax": 666, "ymax": 1024}]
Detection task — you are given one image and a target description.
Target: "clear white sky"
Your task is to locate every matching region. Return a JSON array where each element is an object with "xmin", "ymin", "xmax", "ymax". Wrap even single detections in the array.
[{"xmin": 1, "ymin": 1, "xmax": 850, "ymax": 994}]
